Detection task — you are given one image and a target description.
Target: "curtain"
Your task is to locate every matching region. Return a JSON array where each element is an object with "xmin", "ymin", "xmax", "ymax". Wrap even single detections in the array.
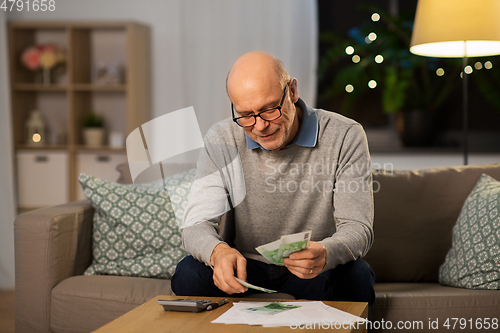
[
  {"xmin": 0, "ymin": 11, "xmax": 16, "ymax": 290},
  {"xmin": 171, "ymin": 0, "xmax": 318, "ymax": 136}
]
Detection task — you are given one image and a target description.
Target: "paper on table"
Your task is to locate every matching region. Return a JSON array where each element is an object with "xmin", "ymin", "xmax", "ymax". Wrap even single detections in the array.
[
  {"xmin": 212, "ymin": 301, "xmax": 327, "ymax": 326},
  {"xmin": 211, "ymin": 301, "xmax": 367, "ymax": 327},
  {"xmin": 212, "ymin": 302, "xmax": 264, "ymax": 325},
  {"xmin": 324, "ymin": 302, "xmax": 368, "ymax": 324}
]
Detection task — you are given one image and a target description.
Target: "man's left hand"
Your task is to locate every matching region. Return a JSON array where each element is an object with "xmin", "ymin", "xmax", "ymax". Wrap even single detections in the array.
[{"xmin": 283, "ymin": 241, "xmax": 326, "ymax": 279}]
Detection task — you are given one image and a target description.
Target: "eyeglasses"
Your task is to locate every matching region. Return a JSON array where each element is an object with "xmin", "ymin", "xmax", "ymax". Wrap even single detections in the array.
[{"xmin": 231, "ymin": 84, "xmax": 288, "ymax": 128}]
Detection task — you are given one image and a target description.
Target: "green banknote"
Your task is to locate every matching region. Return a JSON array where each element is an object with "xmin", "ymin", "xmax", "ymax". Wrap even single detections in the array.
[
  {"xmin": 243, "ymin": 302, "xmax": 301, "ymax": 315},
  {"xmin": 277, "ymin": 231, "xmax": 312, "ymax": 262},
  {"xmin": 235, "ymin": 277, "xmax": 277, "ymax": 293},
  {"xmin": 255, "ymin": 239, "xmax": 283, "ymax": 265},
  {"xmin": 255, "ymin": 231, "xmax": 312, "ymax": 266}
]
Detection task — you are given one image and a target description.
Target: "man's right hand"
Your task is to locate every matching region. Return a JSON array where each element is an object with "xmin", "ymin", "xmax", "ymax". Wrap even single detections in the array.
[{"xmin": 210, "ymin": 243, "xmax": 248, "ymax": 294}]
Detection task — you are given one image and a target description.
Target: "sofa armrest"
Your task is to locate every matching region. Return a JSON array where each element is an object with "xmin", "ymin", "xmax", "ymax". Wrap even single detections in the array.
[{"xmin": 15, "ymin": 200, "xmax": 94, "ymax": 333}]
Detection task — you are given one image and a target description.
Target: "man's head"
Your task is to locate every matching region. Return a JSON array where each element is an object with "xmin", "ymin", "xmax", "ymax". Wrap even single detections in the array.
[{"xmin": 227, "ymin": 52, "xmax": 301, "ymax": 151}]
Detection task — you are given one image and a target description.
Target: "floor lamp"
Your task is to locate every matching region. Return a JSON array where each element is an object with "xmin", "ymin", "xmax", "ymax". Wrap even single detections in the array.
[{"xmin": 409, "ymin": 0, "xmax": 500, "ymax": 165}]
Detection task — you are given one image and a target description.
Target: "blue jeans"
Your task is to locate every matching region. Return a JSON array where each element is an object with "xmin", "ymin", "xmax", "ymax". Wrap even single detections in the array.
[{"xmin": 171, "ymin": 255, "xmax": 375, "ymax": 306}]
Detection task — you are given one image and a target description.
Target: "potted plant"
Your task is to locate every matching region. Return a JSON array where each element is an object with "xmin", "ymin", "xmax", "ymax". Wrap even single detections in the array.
[
  {"xmin": 318, "ymin": 4, "xmax": 462, "ymax": 146},
  {"xmin": 83, "ymin": 112, "xmax": 105, "ymax": 147}
]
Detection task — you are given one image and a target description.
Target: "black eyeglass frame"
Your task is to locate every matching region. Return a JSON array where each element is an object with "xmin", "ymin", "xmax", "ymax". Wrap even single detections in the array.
[{"xmin": 231, "ymin": 84, "xmax": 288, "ymax": 128}]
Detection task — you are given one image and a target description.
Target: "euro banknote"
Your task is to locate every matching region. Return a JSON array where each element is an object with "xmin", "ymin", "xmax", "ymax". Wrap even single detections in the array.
[{"xmin": 255, "ymin": 231, "xmax": 311, "ymax": 266}]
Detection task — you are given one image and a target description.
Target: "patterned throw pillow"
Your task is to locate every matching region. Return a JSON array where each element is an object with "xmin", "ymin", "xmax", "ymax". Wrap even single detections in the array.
[
  {"xmin": 163, "ymin": 170, "xmax": 196, "ymax": 228},
  {"xmin": 78, "ymin": 168, "xmax": 196, "ymax": 279},
  {"xmin": 439, "ymin": 174, "xmax": 500, "ymax": 289}
]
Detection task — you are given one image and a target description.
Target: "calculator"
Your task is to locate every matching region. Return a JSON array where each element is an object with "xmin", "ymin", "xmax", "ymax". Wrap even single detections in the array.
[{"xmin": 157, "ymin": 299, "xmax": 228, "ymax": 312}]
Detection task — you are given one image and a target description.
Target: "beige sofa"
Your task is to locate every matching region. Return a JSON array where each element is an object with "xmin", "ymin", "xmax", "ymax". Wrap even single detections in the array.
[{"xmin": 15, "ymin": 163, "xmax": 500, "ymax": 332}]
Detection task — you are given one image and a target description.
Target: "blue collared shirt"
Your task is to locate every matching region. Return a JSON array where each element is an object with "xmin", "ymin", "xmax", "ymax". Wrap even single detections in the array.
[{"xmin": 245, "ymin": 98, "xmax": 318, "ymax": 150}]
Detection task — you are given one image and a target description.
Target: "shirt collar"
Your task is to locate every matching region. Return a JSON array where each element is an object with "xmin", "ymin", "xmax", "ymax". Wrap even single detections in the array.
[{"xmin": 245, "ymin": 98, "xmax": 318, "ymax": 150}]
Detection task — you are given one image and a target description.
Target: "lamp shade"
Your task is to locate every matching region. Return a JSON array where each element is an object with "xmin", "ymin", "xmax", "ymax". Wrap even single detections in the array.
[{"xmin": 410, "ymin": 0, "xmax": 500, "ymax": 57}]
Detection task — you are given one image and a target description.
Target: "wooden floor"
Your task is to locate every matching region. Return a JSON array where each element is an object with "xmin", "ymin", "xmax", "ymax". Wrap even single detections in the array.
[{"xmin": 0, "ymin": 290, "xmax": 15, "ymax": 333}]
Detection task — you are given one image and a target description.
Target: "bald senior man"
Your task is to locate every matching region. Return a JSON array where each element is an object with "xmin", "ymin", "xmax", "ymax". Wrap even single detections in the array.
[{"xmin": 171, "ymin": 52, "xmax": 375, "ymax": 306}]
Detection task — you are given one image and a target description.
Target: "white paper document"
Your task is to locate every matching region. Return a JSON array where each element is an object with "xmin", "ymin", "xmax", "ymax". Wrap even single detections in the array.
[{"xmin": 211, "ymin": 301, "xmax": 367, "ymax": 328}]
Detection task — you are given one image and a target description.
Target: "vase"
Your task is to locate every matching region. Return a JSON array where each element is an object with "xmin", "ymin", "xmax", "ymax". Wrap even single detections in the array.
[
  {"xmin": 43, "ymin": 68, "xmax": 51, "ymax": 85},
  {"xmin": 83, "ymin": 128, "xmax": 105, "ymax": 147}
]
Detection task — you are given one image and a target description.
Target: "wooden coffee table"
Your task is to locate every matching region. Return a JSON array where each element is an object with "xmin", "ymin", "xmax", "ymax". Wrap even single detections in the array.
[{"xmin": 93, "ymin": 296, "xmax": 368, "ymax": 332}]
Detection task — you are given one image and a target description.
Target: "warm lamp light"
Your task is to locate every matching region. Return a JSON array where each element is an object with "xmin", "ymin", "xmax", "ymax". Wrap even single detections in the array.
[
  {"xmin": 32, "ymin": 133, "xmax": 41, "ymax": 143},
  {"xmin": 410, "ymin": 0, "xmax": 500, "ymax": 57},
  {"xmin": 26, "ymin": 110, "xmax": 46, "ymax": 146},
  {"xmin": 409, "ymin": 0, "xmax": 500, "ymax": 165}
]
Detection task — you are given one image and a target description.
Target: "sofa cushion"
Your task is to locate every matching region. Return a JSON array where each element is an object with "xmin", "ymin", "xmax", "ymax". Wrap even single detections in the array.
[
  {"xmin": 373, "ymin": 283, "xmax": 500, "ymax": 330},
  {"xmin": 78, "ymin": 170, "xmax": 194, "ymax": 279},
  {"xmin": 51, "ymin": 275, "xmax": 173, "ymax": 333},
  {"xmin": 365, "ymin": 163, "xmax": 500, "ymax": 283},
  {"xmin": 439, "ymin": 174, "xmax": 500, "ymax": 289}
]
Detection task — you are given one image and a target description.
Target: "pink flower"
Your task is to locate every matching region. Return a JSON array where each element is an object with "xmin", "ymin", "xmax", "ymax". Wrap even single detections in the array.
[{"xmin": 21, "ymin": 47, "xmax": 40, "ymax": 70}]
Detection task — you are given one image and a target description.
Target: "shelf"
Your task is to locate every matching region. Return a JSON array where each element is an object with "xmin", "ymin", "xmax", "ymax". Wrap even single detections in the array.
[
  {"xmin": 9, "ymin": 21, "xmax": 150, "ymax": 205},
  {"xmin": 72, "ymin": 83, "xmax": 126, "ymax": 92},
  {"xmin": 75, "ymin": 145, "xmax": 126, "ymax": 152},
  {"xmin": 13, "ymin": 84, "xmax": 67, "ymax": 91},
  {"xmin": 16, "ymin": 144, "xmax": 68, "ymax": 151},
  {"xmin": 13, "ymin": 83, "xmax": 127, "ymax": 92}
]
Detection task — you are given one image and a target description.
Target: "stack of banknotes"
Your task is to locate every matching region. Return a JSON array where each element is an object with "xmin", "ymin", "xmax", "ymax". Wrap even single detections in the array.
[{"xmin": 255, "ymin": 230, "xmax": 312, "ymax": 266}]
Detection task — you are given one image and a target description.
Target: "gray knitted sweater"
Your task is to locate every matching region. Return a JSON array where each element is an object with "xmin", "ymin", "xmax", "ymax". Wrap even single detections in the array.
[{"xmin": 182, "ymin": 100, "xmax": 374, "ymax": 272}]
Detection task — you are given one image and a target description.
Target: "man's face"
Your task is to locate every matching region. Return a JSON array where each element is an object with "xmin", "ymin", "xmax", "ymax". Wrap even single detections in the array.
[{"xmin": 233, "ymin": 83, "xmax": 296, "ymax": 151}]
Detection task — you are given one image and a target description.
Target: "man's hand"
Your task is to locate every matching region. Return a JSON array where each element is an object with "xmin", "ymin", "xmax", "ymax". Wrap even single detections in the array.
[
  {"xmin": 210, "ymin": 243, "xmax": 248, "ymax": 294},
  {"xmin": 283, "ymin": 241, "xmax": 326, "ymax": 279}
]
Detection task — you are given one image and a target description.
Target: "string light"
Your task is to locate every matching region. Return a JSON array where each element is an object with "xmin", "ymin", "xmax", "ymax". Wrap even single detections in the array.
[
  {"xmin": 436, "ymin": 68, "xmax": 445, "ymax": 76},
  {"xmin": 32, "ymin": 133, "xmax": 41, "ymax": 143},
  {"xmin": 371, "ymin": 13, "xmax": 380, "ymax": 22},
  {"xmin": 464, "ymin": 65, "xmax": 473, "ymax": 74},
  {"xmin": 345, "ymin": 46, "xmax": 355, "ymax": 55},
  {"xmin": 485, "ymin": 61, "xmax": 493, "ymax": 69},
  {"xmin": 368, "ymin": 80, "xmax": 377, "ymax": 89},
  {"xmin": 474, "ymin": 62, "xmax": 483, "ymax": 70},
  {"xmin": 368, "ymin": 32, "xmax": 377, "ymax": 41},
  {"xmin": 375, "ymin": 55, "xmax": 384, "ymax": 63},
  {"xmin": 352, "ymin": 55, "xmax": 361, "ymax": 63},
  {"xmin": 345, "ymin": 84, "xmax": 354, "ymax": 93}
]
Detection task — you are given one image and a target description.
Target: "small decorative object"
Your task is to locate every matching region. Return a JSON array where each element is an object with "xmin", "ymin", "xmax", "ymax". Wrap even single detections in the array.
[
  {"xmin": 83, "ymin": 112, "xmax": 105, "ymax": 148},
  {"xmin": 107, "ymin": 62, "xmax": 124, "ymax": 84},
  {"xmin": 109, "ymin": 131, "xmax": 124, "ymax": 148},
  {"xmin": 95, "ymin": 61, "xmax": 108, "ymax": 84},
  {"xmin": 26, "ymin": 110, "xmax": 46, "ymax": 146},
  {"xmin": 21, "ymin": 44, "xmax": 65, "ymax": 85},
  {"xmin": 95, "ymin": 61, "xmax": 125, "ymax": 85}
]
